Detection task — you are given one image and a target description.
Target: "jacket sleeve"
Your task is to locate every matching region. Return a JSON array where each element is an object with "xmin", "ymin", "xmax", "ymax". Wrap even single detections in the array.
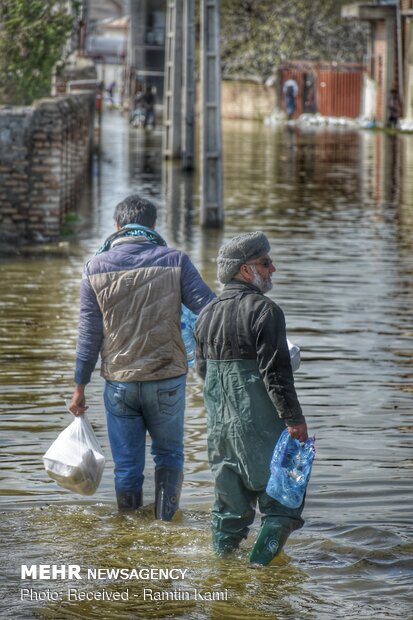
[
  {"xmin": 255, "ymin": 304, "xmax": 305, "ymax": 425},
  {"xmin": 180, "ymin": 254, "xmax": 216, "ymax": 313},
  {"xmin": 74, "ymin": 271, "xmax": 103, "ymax": 385},
  {"xmin": 194, "ymin": 316, "xmax": 207, "ymax": 380}
]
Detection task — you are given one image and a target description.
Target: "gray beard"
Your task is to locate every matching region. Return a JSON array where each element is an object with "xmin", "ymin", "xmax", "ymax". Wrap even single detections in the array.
[{"xmin": 250, "ymin": 266, "xmax": 273, "ymax": 293}]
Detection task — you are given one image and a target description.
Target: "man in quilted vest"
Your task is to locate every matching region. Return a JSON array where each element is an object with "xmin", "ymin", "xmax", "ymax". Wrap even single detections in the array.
[{"xmin": 69, "ymin": 194, "xmax": 215, "ymax": 518}]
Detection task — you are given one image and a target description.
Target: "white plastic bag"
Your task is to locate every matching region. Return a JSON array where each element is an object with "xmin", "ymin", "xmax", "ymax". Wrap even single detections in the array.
[
  {"xmin": 43, "ymin": 414, "xmax": 105, "ymax": 496},
  {"xmin": 287, "ymin": 338, "xmax": 301, "ymax": 373}
]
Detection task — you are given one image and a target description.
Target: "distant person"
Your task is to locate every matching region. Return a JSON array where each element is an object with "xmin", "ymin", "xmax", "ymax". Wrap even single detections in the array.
[
  {"xmin": 142, "ymin": 85, "xmax": 156, "ymax": 128},
  {"xmin": 69, "ymin": 194, "xmax": 215, "ymax": 519},
  {"xmin": 283, "ymin": 78, "xmax": 299, "ymax": 120},
  {"xmin": 107, "ymin": 81, "xmax": 116, "ymax": 104},
  {"xmin": 388, "ymin": 87, "xmax": 401, "ymax": 128},
  {"xmin": 303, "ymin": 77, "xmax": 316, "ymax": 114},
  {"xmin": 134, "ymin": 86, "xmax": 144, "ymax": 108},
  {"xmin": 95, "ymin": 81, "xmax": 103, "ymax": 127},
  {"xmin": 194, "ymin": 232, "xmax": 308, "ymax": 566},
  {"xmin": 131, "ymin": 86, "xmax": 145, "ymax": 127}
]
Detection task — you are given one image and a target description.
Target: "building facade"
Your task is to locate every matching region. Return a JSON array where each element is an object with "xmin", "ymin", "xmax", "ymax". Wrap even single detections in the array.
[{"xmin": 342, "ymin": 0, "xmax": 413, "ymax": 124}]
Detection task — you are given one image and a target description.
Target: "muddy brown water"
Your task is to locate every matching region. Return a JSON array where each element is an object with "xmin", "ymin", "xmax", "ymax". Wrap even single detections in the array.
[{"xmin": 0, "ymin": 113, "xmax": 412, "ymax": 619}]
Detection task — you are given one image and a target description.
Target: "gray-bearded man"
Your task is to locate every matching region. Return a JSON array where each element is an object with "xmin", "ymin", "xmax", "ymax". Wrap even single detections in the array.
[{"xmin": 194, "ymin": 231, "xmax": 308, "ymax": 565}]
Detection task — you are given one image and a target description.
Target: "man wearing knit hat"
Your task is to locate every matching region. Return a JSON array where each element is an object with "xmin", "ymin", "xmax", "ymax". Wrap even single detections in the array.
[{"xmin": 194, "ymin": 231, "xmax": 308, "ymax": 565}]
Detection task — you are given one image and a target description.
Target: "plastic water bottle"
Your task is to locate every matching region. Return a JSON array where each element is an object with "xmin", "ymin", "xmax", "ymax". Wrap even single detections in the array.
[
  {"xmin": 181, "ymin": 305, "xmax": 197, "ymax": 368},
  {"xmin": 266, "ymin": 429, "xmax": 315, "ymax": 508}
]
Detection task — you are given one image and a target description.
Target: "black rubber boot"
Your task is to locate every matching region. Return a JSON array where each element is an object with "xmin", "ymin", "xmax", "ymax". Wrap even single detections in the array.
[
  {"xmin": 116, "ymin": 491, "xmax": 143, "ymax": 512},
  {"xmin": 154, "ymin": 468, "xmax": 183, "ymax": 521}
]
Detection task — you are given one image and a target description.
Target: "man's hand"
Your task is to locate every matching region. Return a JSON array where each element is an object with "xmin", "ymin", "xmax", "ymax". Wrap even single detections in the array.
[
  {"xmin": 69, "ymin": 385, "xmax": 88, "ymax": 417},
  {"xmin": 287, "ymin": 421, "xmax": 308, "ymax": 442}
]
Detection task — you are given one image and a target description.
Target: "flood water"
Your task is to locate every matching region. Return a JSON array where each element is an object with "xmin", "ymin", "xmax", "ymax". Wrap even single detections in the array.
[{"xmin": 0, "ymin": 111, "xmax": 412, "ymax": 620}]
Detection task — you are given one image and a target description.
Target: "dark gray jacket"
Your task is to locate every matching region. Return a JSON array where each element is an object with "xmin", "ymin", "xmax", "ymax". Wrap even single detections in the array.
[{"xmin": 194, "ymin": 280, "xmax": 305, "ymax": 425}]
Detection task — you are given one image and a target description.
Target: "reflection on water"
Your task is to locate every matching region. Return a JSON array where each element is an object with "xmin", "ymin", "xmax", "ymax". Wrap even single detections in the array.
[{"xmin": 0, "ymin": 114, "xmax": 412, "ymax": 620}]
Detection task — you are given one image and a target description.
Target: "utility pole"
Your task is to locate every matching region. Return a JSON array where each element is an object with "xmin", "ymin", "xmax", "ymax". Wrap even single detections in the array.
[
  {"xmin": 200, "ymin": 0, "xmax": 223, "ymax": 227},
  {"xmin": 182, "ymin": 0, "xmax": 196, "ymax": 170},
  {"xmin": 163, "ymin": 0, "xmax": 183, "ymax": 159},
  {"xmin": 129, "ymin": 0, "xmax": 146, "ymax": 108}
]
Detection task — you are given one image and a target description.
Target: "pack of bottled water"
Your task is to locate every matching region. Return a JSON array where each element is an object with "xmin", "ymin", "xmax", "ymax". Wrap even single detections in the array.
[
  {"xmin": 181, "ymin": 305, "xmax": 197, "ymax": 367},
  {"xmin": 266, "ymin": 428, "xmax": 315, "ymax": 508}
]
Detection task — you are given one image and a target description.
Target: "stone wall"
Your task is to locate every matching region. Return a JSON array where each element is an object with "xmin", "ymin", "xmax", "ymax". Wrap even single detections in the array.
[
  {"xmin": 195, "ymin": 80, "xmax": 275, "ymax": 120},
  {"xmin": 0, "ymin": 93, "xmax": 95, "ymax": 241}
]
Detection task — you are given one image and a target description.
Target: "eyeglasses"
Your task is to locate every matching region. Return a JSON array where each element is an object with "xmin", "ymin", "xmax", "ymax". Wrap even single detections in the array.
[{"xmin": 245, "ymin": 258, "xmax": 273, "ymax": 269}]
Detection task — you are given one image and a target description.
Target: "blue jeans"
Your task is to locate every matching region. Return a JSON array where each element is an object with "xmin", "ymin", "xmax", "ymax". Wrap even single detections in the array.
[{"xmin": 104, "ymin": 375, "xmax": 186, "ymax": 494}]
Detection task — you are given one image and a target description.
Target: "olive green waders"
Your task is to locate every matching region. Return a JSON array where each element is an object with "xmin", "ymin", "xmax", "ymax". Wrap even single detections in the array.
[{"xmin": 204, "ymin": 359, "xmax": 304, "ymax": 564}]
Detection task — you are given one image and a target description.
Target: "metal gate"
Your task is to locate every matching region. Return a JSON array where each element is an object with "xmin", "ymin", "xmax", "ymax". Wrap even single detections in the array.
[{"xmin": 279, "ymin": 61, "xmax": 364, "ymax": 119}]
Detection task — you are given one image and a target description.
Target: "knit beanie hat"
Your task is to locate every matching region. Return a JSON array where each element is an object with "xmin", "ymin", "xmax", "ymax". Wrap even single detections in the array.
[{"xmin": 217, "ymin": 231, "xmax": 270, "ymax": 284}]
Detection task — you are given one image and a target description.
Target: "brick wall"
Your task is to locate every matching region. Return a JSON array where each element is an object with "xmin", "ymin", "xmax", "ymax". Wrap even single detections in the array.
[{"xmin": 0, "ymin": 93, "xmax": 95, "ymax": 241}]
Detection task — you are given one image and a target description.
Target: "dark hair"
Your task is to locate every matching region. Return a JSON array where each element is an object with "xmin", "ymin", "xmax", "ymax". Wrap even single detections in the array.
[{"xmin": 114, "ymin": 195, "xmax": 157, "ymax": 228}]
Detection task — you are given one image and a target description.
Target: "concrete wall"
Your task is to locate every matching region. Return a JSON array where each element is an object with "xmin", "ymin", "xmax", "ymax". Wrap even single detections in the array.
[
  {"xmin": 195, "ymin": 79, "xmax": 274, "ymax": 120},
  {"xmin": 362, "ymin": 74, "xmax": 377, "ymax": 120},
  {"xmin": 221, "ymin": 80, "xmax": 275, "ymax": 120},
  {"xmin": 0, "ymin": 93, "xmax": 95, "ymax": 241}
]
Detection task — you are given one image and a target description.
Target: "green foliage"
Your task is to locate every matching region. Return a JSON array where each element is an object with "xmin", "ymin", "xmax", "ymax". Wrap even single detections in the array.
[
  {"xmin": 220, "ymin": 0, "xmax": 368, "ymax": 80},
  {"xmin": 0, "ymin": 0, "xmax": 78, "ymax": 105},
  {"xmin": 60, "ymin": 211, "xmax": 81, "ymax": 236}
]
